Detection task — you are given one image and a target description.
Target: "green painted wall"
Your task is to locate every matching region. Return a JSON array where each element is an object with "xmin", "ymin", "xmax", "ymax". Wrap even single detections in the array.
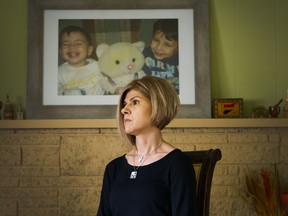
[
  {"xmin": 0, "ymin": 0, "xmax": 287, "ymax": 118},
  {"xmin": 210, "ymin": 0, "xmax": 288, "ymax": 116},
  {"xmin": 0, "ymin": 0, "xmax": 27, "ymax": 111}
]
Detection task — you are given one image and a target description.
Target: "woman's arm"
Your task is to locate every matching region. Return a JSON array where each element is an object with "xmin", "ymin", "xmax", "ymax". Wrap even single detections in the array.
[
  {"xmin": 96, "ymin": 166, "xmax": 112, "ymax": 216},
  {"xmin": 170, "ymin": 153, "xmax": 197, "ymax": 216}
]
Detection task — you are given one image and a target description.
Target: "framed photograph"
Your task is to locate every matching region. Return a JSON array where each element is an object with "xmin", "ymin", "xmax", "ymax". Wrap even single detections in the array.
[
  {"xmin": 213, "ymin": 98, "xmax": 243, "ymax": 118},
  {"xmin": 27, "ymin": 0, "xmax": 210, "ymax": 119},
  {"xmin": 44, "ymin": 11, "xmax": 194, "ymax": 105}
]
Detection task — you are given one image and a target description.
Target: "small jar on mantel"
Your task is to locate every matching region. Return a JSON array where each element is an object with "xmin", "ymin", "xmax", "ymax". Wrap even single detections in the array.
[
  {"xmin": 284, "ymin": 89, "xmax": 288, "ymax": 118},
  {"xmin": 4, "ymin": 95, "xmax": 14, "ymax": 120}
]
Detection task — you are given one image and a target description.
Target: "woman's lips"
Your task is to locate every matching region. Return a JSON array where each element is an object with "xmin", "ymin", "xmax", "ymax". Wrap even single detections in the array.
[{"xmin": 124, "ymin": 119, "xmax": 131, "ymax": 124}]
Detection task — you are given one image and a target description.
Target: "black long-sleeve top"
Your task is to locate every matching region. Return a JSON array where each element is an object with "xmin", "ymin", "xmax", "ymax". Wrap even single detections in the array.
[{"xmin": 97, "ymin": 149, "xmax": 196, "ymax": 216}]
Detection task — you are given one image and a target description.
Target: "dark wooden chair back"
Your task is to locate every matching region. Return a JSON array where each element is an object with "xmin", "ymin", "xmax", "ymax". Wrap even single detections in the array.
[{"xmin": 184, "ymin": 149, "xmax": 222, "ymax": 216}]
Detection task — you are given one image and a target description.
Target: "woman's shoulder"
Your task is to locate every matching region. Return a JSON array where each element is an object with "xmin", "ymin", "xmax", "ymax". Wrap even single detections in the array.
[
  {"xmin": 165, "ymin": 149, "xmax": 192, "ymax": 167},
  {"xmin": 159, "ymin": 149, "xmax": 195, "ymax": 182},
  {"xmin": 165, "ymin": 148, "xmax": 183, "ymax": 157},
  {"xmin": 106, "ymin": 154, "xmax": 126, "ymax": 167}
]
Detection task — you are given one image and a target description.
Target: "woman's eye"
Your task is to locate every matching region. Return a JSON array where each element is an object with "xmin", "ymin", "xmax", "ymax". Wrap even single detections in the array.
[{"xmin": 132, "ymin": 100, "xmax": 139, "ymax": 105}]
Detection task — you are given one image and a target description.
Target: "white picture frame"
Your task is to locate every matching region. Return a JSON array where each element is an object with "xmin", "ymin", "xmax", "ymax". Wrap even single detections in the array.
[{"xmin": 43, "ymin": 9, "xmax": 195, "ymax": 106}]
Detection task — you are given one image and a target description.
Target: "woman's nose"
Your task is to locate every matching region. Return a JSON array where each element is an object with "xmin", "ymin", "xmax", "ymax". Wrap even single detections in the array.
[{"xmin": 121, "ymin": 105, "xmax": 130, "ymax": 115}]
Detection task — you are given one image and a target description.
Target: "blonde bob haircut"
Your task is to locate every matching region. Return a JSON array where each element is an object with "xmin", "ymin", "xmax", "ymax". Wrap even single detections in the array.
[{"xmin": 117, "ymin": 76, "xmax": 180, "ymax": 146}]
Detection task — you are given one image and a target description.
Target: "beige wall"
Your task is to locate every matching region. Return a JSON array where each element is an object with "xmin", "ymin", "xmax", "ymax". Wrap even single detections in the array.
[{"xmin": 1, "ymin": 126, "xmax": 287, "ymax": 216}]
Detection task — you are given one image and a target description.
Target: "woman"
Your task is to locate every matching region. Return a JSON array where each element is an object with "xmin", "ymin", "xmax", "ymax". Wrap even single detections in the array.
[{"xmin": 97, "ymin": 76, "xmax": 196, "ymax": 216}]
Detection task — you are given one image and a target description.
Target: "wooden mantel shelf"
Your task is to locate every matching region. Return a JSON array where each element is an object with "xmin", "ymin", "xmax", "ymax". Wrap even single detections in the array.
[{"xmin": 0, "ymin": 118, "xmax": 287, "ymax": 129}]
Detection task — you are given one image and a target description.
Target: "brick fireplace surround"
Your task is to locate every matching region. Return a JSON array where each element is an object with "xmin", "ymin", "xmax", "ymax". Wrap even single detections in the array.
[{"xmin": 0, "ymin": 119, "xmax": 287, "ymax": 216}]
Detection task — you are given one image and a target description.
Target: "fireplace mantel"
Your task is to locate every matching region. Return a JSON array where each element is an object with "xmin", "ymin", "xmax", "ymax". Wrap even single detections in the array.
[{"xmin": 0, "ymin": 118, "xmax": 287, "ymax": 129}]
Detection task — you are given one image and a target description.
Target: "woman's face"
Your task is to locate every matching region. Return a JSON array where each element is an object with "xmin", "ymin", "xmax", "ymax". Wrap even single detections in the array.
[
  {"xmin": 150, "ymin": 31, "xmax": 178, "ymax": 60},
  {"xmin": 121, "ymin": 89, "xmax": 154, "ymax": 135},
  {"xmin": 59, "ymin": 32, "xmax": 93, "ymax": 67}
]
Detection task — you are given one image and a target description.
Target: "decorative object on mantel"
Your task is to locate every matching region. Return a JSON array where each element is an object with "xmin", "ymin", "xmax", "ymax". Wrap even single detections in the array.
[
  {"xmin": 281, "ymin": 192, "xmax": 288, "ymax": 207},
  {"xmin": 284, "ymin": 89, "xmax": 288, "ymax": 118},
  {"xmin": 251, "ymin": 106, "xmax": 269, "ymax": 118},
  {"xmin": 243, "ymin": 167, "xmax": 288, "ymax": 216},
  {"xmin": 213, "ymin": 98, "xmax": 243, "ymax": 118},
  {"xmin": 16, "ymin": 104, "xmax": 24, "ymax": 120},
  {"xmin": 268, "ymin": 99, "xmax": 283, "ymax": 118},
  {"xmin": 3, "ymin": 94, "xmax": 14, "ymax": 120}
]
